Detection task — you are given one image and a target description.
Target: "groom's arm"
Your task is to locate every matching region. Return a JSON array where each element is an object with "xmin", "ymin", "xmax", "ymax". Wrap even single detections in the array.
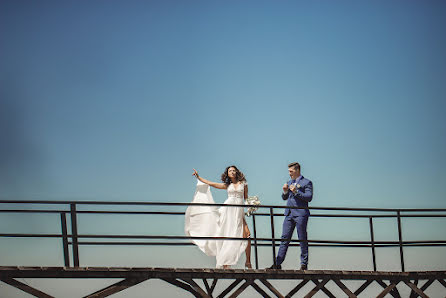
[
  {"xmin": 282, "ymin": 183, "xmax": 289, "ymax": 200},
  {"xmin": 281, "ymin": 192, "xmax": 289, "ymax": 200},
  {"xmin": 291, "ymin": 181, "xmax": 313, "ymax": 202}
]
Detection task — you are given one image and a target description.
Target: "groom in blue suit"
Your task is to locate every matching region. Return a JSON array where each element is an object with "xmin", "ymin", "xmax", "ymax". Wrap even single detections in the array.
[{"xmin": 270, "ymin": 162, "xmax": 313, "ymax": 270}]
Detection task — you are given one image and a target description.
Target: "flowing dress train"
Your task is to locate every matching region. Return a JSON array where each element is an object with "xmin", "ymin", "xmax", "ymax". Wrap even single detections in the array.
[{"xmin": 185, "ymin": 180, "xmax": 248, "ymax": 268}]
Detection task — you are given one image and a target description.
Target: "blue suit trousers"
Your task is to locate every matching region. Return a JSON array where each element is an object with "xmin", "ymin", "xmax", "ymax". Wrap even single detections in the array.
[{"xmin": 276, "ymin": 214, "xmax": 309, "ymax": 266}]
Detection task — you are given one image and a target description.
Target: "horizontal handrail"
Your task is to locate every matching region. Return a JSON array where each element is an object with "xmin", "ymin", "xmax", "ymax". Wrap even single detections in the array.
[
  {"xmin": 1, "ymin": 200, "xmax": 446, "ymax": 212},
  {"xmin": 1, "ymin": 209, "xmax": 446, "ymax": 218},
  {"xmin": 68, "ymin": 241, "xmax": 446, "ymax": 247},
  {"xmin": 1, "ymin": 233, "xmax": 445, "ymax": 247}
]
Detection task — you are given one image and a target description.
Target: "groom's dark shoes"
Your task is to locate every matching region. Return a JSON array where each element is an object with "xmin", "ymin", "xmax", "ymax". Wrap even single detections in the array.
[{"xmin": 268, "ymin": 264, "xmax": 281, "ymax": 270}]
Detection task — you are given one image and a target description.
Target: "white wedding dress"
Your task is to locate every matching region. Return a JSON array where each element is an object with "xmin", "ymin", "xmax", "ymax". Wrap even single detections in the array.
[{"xmin": 185, "ymin": 180, "xmax": 248, "ymax": 268}]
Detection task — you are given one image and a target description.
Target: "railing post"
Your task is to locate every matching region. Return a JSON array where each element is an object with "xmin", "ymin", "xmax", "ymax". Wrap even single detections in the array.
[
  {"xmin": 70, "ymin": 203, "xmax": 80, "ymax": 267},
  {"xmin": 397, "ymin": 210, "xmax": 405, "ymax": 272},
  {"xmin": 60, "ymin": 212, "xmax": 70, "ymax": 267},
  {"xmin": 269, "ymin": 208, "xmax": 277, "ymax": 266},
  {"xmin": 369, "ymin": 217, "xmax": 377, "ymax": 271},
  {"xmin": 252, "ymin": 214, "xmax": 259, "ymax": 270}
]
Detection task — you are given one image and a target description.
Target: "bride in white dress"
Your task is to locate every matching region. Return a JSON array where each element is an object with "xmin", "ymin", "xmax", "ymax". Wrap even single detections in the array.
[{"xmin": 185, "ymin": 166, "xmax": 252, "ymax": 269}]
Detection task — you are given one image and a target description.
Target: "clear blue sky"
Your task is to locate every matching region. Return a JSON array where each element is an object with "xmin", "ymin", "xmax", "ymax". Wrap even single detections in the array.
[{"xmin": 1, "ymin": 1, "xmax": 445, "ymax": 297}]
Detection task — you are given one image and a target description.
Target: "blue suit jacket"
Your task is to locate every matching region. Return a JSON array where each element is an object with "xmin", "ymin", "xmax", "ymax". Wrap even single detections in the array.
[{"xmin": 282, "ymin": 176, "xmax": 313, "ymax": 217}]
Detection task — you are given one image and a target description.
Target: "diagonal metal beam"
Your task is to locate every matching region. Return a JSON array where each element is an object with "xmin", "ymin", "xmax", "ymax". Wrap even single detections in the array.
[
  {"xmin": 438, "ymin": 278, "xmax": 446, "ymax": 288},
  {"xmin": 354, "ymin": 279, "xmax": 374, "ymax": 296},
  {"xmin": 210, "ymin": 278, "xmax": 218, "ymax": 294},
  {"xmin": 251, "ymin": 281, "xmax": 272, "ymax": 297},
  {"xmin": 1, "ymin": 277, "xmax": 54, "ymax": 298},
  {"xmin": 310, "ymin": 279, "xmax": 335, "ymax": 298},
  {"xmin": 376, "ymin": 280, "xmax": 401, "ymax": 298},
  {"xmin": 409, "ymin": 279, "xmax": 419, "ymax": 298},
  {"xmin": 202, "ymin": 279, "xmax": 211, "ymax": 295},
  {"xmin": 228, "ymin": 279, "xmax": 253, "ymax": 298},
  {"xmin": 409, "ymin": 278, "xmax": 435, "ymax": 298},
  {"xmin": 419, "ymin": 279, "xmax": 435, "ymax": 292},
  {"xmin": 259, "ymin": 279, "xmax": 285, "ymax": 298},
  {"xmin": 304, "ymin": 278, "xmax": 330, "ymax": 298},
  {"xmin": 333, "ymin": 278, "xmax": 357, "ymax": 298},
  {"xmin": 161, "ymin": 278, "xmax": 201, "ymax": 297},
  {"xmin": 285, "ymin": 279, "xmax": 309, "ymax": 298},
  {"xmin": 377, "ymin": 282, "xmax": 398, "ymax": 298},
  {"xmin": 84, "ymin": 277, "xmax": 149, "ymax": 298},
  {"xmin": 404, "ymin": 281, "xmax": 428, "ymax": 298},
  {"xmin": 217, "ymin": 278, "xmax": 243, "ymax": 298},
  {"xmin": 181, "ymin": 278, "xmax": 210, "ymax": 297}
]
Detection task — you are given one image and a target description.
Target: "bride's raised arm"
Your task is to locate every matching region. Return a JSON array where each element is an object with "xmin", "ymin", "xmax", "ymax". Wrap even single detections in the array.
[{"xmin": 192, "ymin": 169, "xmax": 227, "ymax": 189}]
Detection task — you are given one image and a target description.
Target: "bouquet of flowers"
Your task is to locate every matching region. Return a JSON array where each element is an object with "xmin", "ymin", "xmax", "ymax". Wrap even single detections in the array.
[{"xmin": 245, "ymin": 195, "xmax": 261, "ymax": 217}]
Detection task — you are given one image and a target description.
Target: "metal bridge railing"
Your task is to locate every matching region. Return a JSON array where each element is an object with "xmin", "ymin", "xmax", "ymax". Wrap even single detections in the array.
[{"xmin": 1, "ymin": 200, "xmax": 445, "ymax": 271}]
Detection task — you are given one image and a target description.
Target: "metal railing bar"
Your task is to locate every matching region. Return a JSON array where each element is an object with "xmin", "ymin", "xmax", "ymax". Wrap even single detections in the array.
[
  {"xmin": 1, "ymin": 209, "xmax": 445, "ymax": 219},
  {"xmin": 0, "ymin": 210, "xmax": 68, "ymax": 213},
  {"xmin": 70, "ymin": 241, "xmax": 446, "ymax": 248},
  {"xmin": 370, "ymin": 217, "xmax": 377, "ymax": 271},
  {"xmin": 397, "ymin": 211, "xmax": 405, "ymax": 271},
  {"xmin": 71, "ymin": 242, "xmax": 372, "ymax": 247},
  {"xmin": 60, "ymin": 213, "xmax": 70, "ymax": 267},
  {"xmin": 75, "ymin": 211, "xmax": 184, "ymax": 215},
  {"xmin": 1, "ymin": 200, "xmax": 445, "ymax": 212},
  {"xmin": 73, "ymin": 242, "xmax": 198, "ymax": 246},
  {"xmin": 251, "ymin": 213, "xmax": 446, "ymax": 218},
  {"xmin": 2, "ymin": 233, "xmax": 445, "ymax": 246},
  {"xmin": 70, "ymin": 203, "xmax": 80, "ymax": 267},
  {"xmin": 0, "ymin": 233, "xmax": 65, "ymax": 238},
  {"xmin": 311, "ymin": 214, "xmax": 446, "ymax": 218},
  {"xmin": 252, "ymin": 214, "xmax": 259, "ymax": 269},
  {"xmin": 269, "ymin": 208, "xmax": 276, "ymax": 266}
]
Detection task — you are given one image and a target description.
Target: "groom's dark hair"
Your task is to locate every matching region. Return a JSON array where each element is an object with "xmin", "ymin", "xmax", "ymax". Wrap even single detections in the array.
[{"xmin": 288, "ymin": 162, "xmax": 300, "ymax": 171}]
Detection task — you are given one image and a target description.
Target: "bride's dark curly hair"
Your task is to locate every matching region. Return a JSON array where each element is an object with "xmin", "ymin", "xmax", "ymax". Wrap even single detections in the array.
[{"xmin": 221, "ymin": 165, "xmax": 246, "ymax": 186}]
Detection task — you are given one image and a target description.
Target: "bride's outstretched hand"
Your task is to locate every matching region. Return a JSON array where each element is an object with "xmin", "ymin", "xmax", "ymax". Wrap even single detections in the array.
[{"xmin": 192, "ymin": 169, "xmax": 199, "ymax": 178}]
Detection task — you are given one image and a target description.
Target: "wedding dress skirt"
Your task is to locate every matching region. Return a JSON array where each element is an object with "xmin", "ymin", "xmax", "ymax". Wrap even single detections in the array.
[{"xmin": 185, "ymin": 180, "xmax": 248, "ymax": 268}]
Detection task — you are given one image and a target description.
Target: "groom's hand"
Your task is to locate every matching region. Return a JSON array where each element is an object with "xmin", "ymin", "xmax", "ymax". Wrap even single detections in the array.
[{"xmin": 283, "ymin": 183, "xmax": 289, "ymax": 193}]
